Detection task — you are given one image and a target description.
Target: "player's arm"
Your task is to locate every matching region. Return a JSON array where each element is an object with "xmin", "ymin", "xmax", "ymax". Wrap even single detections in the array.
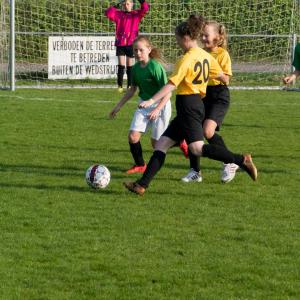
[
  {"xmin": 136, "ymin": 0, "xmax": 149, "ymax": 17},
  {"xmin": 105, "ymin": 2, "xmax": 121, "ymax": 21},
  {"xmin": 138, "ymin": 82, "xmax": 176, "ymax": 109},
  {"xmin": 216, "ymin": 73, "xmax": 230, "ymax": 85},
  {"xmin": 140, "ymin": 57, "xmax": 187, "ymax": 109},
  {"xmin": 144, "ymin": 64, "xmax": 172, "ymax": 119},
  {"xmin": 109, "ymin": 86, "xmax": 137, "ymax": 118},
  {"xmin": 147, "ymin": 92, "xmax": 172, "ymax": 120}
]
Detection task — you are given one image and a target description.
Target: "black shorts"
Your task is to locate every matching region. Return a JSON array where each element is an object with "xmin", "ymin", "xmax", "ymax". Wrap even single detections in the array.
[
  {"xmin": 162, "ymin": 94, "xmax": 204, "ymax": 144},
  {"xmin": 116, "ymin": 45, "xmax": 134, "ymax": 58},
  {"xmin": 203, "ymin": 85, "xmax": 230, "ymax": 130}
]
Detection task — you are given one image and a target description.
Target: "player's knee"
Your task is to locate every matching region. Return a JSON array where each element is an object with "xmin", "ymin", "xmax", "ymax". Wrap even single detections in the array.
[
  {"xmin": 189, "ymin": 143, "xmax": 203, "ymax": 156},
  {"xmin": 128, "ymin": 132, "xmax": 140, "ymax": 144},
  {"xmin": 203, "ymin": 127, "xmax": 215, "ymax": 140}
]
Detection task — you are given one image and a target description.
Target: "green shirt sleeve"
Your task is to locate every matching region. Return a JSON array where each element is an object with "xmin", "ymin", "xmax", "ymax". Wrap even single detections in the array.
[
  {"xmin": 292, "ymin": 43, "xmax": 300, "ymax": 70},
  {"xmin": 152, "ymin": 60, "xmax": 168, "ymax": 88},
  {"xmin": 131, "ymin": 64, "xmax": 137, "ymax": 87}
]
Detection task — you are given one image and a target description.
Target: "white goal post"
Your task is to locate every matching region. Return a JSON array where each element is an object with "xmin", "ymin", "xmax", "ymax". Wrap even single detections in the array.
[{"xmin": 0, "ymin": 0, "xmax": 299, "ymax": 90}]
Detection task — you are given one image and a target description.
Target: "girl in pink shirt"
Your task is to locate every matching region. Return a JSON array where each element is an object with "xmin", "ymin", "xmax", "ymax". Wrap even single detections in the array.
[{"xmin": 105, "ymin": 0, "xmax": 149, "ymax": 92}]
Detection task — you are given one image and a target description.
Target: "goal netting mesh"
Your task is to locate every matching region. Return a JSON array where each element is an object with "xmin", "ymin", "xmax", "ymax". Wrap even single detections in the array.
[{"xmin": 0, "ymin": 0, "xmax": 300, "ymax": 89}]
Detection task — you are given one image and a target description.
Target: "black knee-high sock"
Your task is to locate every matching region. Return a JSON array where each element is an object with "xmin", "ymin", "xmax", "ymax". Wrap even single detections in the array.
[
  {"xmin": 126, "ymin": 66, "xmax": 132, "ymax": 88},
  {"xmin": 202, "ymin": 144, "xmax": 244, "ymax": 166},
  {"xmin": 207, "ymin": 133, "xmax": 227, "ymax": 149},
  {"xmin": 117, "ymin": 65, "xmax": 125, "ymax": 87},
  {"xmin": 129, "ymin": 141, "xmax": 145, "ymax": 166},
  {"xmin": 137, "ymin": 150, "xmax": 166, "ymax": 188},
  {"xmin": 189, "ymin": 150, "xmax": 200, "ymax": 172}
]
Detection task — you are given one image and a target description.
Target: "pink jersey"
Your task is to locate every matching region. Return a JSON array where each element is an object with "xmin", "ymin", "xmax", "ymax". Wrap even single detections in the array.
[{"xmin": 105, "ymin": 2, "xmax": 149, "ymax": 47}]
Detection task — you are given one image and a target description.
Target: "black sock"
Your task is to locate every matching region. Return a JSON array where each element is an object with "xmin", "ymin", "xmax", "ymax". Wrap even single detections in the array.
[
  {"xmin": 117, "ymin": 65, "xmax": 125, "ymax": 87},
  {"xmin": 126, "ymin": 66, "xmax": 132, "ymax": 88},
  {"xmin": 202, "ymin": 144, "xmax": 244, "ymax": 165},
  {"xmin": 129, "ymin": 141, "xmax": 144, "ymax": 166},
  {"xmin": 207, "ymin": 133, "xmax": 227, "ymax": 149},
  {"xmin": 189, "ymin": 150, "xmax": 200, "ymax": 172},
  {"xmin": 137, "ymin": 150, "xmax": 166, "ymax": 188}
]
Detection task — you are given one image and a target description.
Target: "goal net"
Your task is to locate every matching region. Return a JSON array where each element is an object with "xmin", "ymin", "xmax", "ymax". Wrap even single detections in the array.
[
  {"xmin": 1, "ymin": 0, "xmax": 299, "ymax": 89},
  {"xmin": 0, "ymin": 0, "xmax": 9, "ymax": 89}
]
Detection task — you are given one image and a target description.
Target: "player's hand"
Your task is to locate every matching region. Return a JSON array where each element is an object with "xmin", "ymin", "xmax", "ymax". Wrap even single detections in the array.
[
  {"xmin": 108, "ymin": 107, "xmax": 120, "ymax": 119},
  {"xmin": 283, "ymin": 74, "xmax": 296, "ymax": 84},
  {"xmin": 147, "ymin": 108, "xmax": 159, "ymax": 120},
  {"xmin": 138, "ymin": 99, "xmax": 154, "ymax": 109}
]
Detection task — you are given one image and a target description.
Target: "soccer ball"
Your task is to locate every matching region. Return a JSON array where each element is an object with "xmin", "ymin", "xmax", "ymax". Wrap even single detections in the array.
[{"xmin": 85, "ymin": 164, "xmax": 110, "ymax": 189}]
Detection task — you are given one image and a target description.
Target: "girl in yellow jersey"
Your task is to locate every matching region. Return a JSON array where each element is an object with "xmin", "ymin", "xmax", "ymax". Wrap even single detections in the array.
[
  {"xmin": 124, "ymin": 15, "xmax": 257, "ymax": 196},
  {"xmin": 182, "ymin": 20, "xmax": 239, "ymax": 184}
]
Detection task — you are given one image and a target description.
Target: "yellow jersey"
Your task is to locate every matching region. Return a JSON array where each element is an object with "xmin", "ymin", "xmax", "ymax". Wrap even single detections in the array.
[
  {"xmin": 207, "ymin": 47, "xmax": 232, "ymax": 86},
  {"xmin": 169, "ymin": 47, "xmax": 222, "ymax": 96}
]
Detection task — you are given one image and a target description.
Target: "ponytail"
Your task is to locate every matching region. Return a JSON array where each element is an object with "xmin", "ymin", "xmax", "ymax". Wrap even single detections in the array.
[
  {"xmin": 205, "ymin": 20, "xmax": 228, "ymax": 49},
  {"xmin": 176, "ymin": 14, "xmax": 205, "ymax": 40}
]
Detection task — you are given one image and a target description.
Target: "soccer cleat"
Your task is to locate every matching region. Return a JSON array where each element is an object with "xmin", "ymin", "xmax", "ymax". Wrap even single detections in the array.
[
  {"xmin": 221, "ymin": 163, "xmax": 239, "ymax": 183},
  {"xmin": 181, "ymin": 169, "xmax": 203, "ymax": 183},
  {"xmin": 179, "ymin": 139, "xmax": 189, "ymax": 159},
  {"xmin": 123, "ymin": 181, "xmax": 145, "ymax": 196},
  {"xmin": 126, "ymin": 164, "xmax": 147, "ymax": 174},
  {"xmin": 117, "ymin": 86, "xmax": 124, "ymax": 93},
  {"xmin": 241, "ymin": 154, "xmax": 258, "ymax": 181}
]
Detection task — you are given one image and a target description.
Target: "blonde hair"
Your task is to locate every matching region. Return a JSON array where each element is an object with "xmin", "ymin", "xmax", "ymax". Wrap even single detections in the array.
[
  {"xmin": 133, "ymin": 35, "xmax": 166, "ymax": 65},
  {"xmin": 205, "ymin": 20, "xmax": 228, "ymax": 49}
]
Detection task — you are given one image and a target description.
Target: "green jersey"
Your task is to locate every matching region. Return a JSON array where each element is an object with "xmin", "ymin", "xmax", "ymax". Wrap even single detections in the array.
[
  {"xmin": 132, "ymin": 59, "xmax": 168, "ymax": 100},
  {"xmin": 292, "ymin": 43, "xmax": 300, "ymax": 71}
]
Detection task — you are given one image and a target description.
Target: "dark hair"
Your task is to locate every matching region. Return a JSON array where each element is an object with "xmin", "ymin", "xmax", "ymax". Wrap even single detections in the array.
[{"xmin": 175, "ymin": 14, "xmax": 205, "ymax": 40}]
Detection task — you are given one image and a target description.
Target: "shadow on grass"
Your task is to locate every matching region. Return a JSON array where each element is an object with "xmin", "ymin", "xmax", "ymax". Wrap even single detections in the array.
[
  {"xmin": 224, "ymin": 123, "xmax": 300, "ymax": 130},
  {"xmin": 0, "ymin": 163, "xmax": 83, "ymax": 177},
  {"xmin": 0, "ymin": 181, "xmax": 123, "ymax": 195},
  {"xmin": 2, "ymin": 141, "xmax": 111, "ymax": 152},
  {"xmin": 0, "ymin": 163, "xmax": 128, "ymax": 180}
]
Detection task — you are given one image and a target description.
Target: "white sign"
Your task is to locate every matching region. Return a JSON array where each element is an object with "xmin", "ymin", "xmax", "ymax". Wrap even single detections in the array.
[{"xmin": 48, "ymin": 36, "xmax": 118, "ymax": 79}]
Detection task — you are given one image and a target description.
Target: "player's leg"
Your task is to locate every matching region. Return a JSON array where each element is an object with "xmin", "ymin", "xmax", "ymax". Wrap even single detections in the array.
[
  {"xmin": 124, "ymin": 117, "xmax": 180, "ymax": 195},
  {"xmin": 180, "ymin": 95, "xmax": 204, "ymax": 182},
  {"xmin": 127, "ymin": 130, "xmax": 147, "ymax": 174},
  {"xmin": 124, "ymin": 135, "xmax": 177, "ymax": 195},
  {"xmin": 203, "ymin": 86, "xmax": 239, "ymax": 183},
  {"xmin": 179, "ymin": 139, "xmax": 189, "ymax": 158},
  {"xmin": 189, "ymin": 142, "xmax": 257, "ymax": 181},
  {"xmin": 126, "ymin": 108, "xmax": 149, "ymax": 174},
  {"xmin": 117, "ymin": 50, "xmax": 126, "ymax": 92},
  {"xmin": 125, "ymin": 46, "xmax": 135, "ymax": 89},
  {"xmin": 203, "ymin": 118, "xmax": 238, "ymax": 183},
  {"xmin": 181, "ymin": 145, "xmax": 202, "ymax": 183}
]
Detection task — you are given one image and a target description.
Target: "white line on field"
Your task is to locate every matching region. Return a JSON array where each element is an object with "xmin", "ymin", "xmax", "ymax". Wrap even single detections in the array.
[{"xmin": 0, "ymin": 94, "xmax": 300, "ymax": 106}]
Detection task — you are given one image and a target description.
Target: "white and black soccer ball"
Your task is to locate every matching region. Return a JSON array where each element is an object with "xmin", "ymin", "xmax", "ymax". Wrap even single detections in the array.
[{"xmin": 85, "ymin": 164, "xmax": 110, "ymax": 189}]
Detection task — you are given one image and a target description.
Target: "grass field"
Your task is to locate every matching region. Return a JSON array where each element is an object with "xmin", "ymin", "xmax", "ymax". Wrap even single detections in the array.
[{"xmin": 0, "ymin": 88, "xmax": 299, "ymax": 299}]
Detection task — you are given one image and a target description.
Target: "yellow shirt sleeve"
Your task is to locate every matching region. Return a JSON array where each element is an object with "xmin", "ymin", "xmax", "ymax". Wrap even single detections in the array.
[
  {"xmin": 219, "ymin": 50, "xmax": 232, "ymax": 76},
  {"xmin": 208, "ymin": 55, "xmax": 222, "ymax": 80}
]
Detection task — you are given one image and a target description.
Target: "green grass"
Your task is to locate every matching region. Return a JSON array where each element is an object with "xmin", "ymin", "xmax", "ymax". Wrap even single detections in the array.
[{"xmin": 0, "ymin": 89, "xmax": 299, "ymax": 299}]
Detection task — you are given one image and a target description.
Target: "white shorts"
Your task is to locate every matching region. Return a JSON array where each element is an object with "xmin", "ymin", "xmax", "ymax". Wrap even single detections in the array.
[{"xmin": 130, "ymin": 100, "xmax": 172, "ymax": 140}]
